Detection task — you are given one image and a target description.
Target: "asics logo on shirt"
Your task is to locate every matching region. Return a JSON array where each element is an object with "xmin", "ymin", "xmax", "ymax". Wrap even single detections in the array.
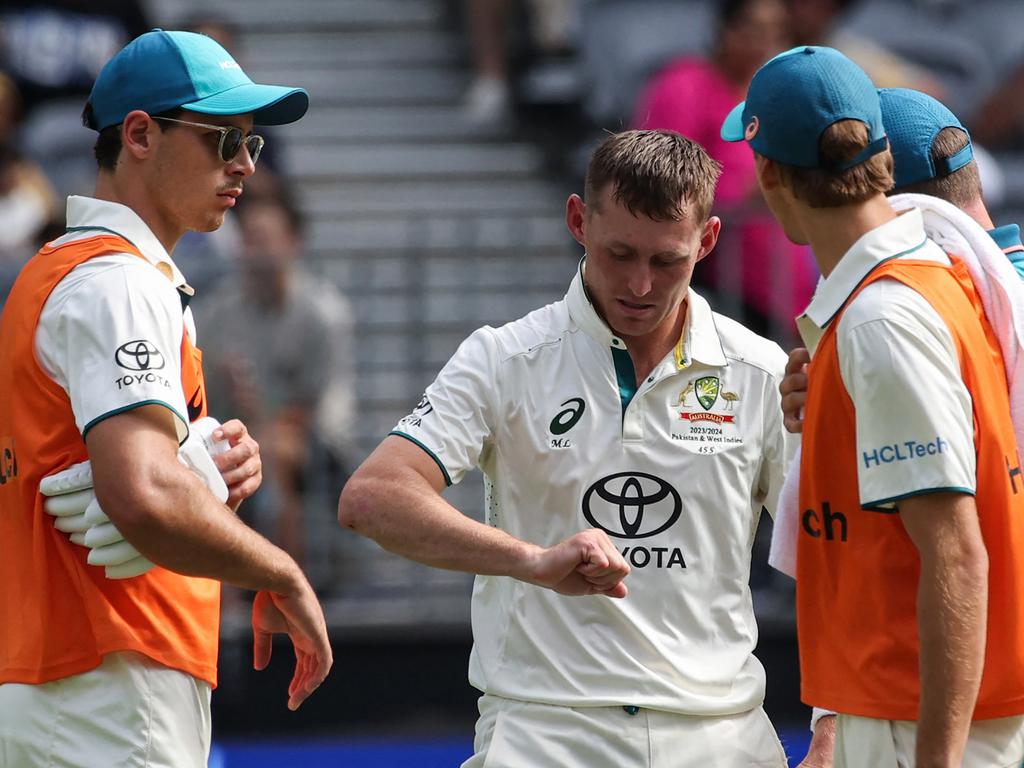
[{"xmin": 549, "ymin": 398, "xmax": 586, "ymax": 435}]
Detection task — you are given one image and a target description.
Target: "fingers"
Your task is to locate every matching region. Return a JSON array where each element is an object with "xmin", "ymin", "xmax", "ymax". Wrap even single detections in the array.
[
  {"xmin": 215, "ymin": 419, "xmax": 248, "ymax": 444},
  {"xmin": 784, "ymin": 347, "xmax": 810, "ymax": 376},
  {"xmin": 780, "ymin": 350, "xmax": 809, "ymax": 435},
  {"xmin": 39, "ymin": 460, "xmax": 93, "ymax": 496},
  {"xmin": 780, "ymin": 387, "xmax": 807, "ymax": 435},
  {"xmin": 87, "ymin": 539, "xmax": 143, "ymax": 567},
  {"xmin": 84, "ymin": 520, "xmax": 130, "ymax": 548},
  {"xmin": 253, "ymin": 631, "xmax": 272, "ymax": 671},
  {"xmin": 578, "ymin": 530, "xmax": 629, "ymax": 578},
  {"xmin": 215, "ymin": 431, "xmax": 262, "ymax": 498},
  {"xmin": 43, "ymin": 489, "xmax": 94, "ymax": 517},
  {"xmin": 104, "ymin": 555, "xmax": 156, "ymax": 579},
  {"xmin": 53, "ymin": 512, "xmax": 91, "ymax": 533}
]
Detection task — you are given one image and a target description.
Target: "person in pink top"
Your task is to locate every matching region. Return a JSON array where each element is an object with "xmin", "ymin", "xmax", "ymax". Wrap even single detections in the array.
[{"xmin": 634, "ymin": 0, "xmax": 817, "ymax": 341}]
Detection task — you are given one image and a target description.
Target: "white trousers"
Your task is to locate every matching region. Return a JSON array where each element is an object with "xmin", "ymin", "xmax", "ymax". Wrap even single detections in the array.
[
  {"xmin": 834, "ymin": 713, "xmax": 1024, "ymax": 768},
  {"xmin": 462, "ymin": 694, "xmax": 788, "ymax": 768},
  {"xmin": 0, "ymin": 651, "xmax": 212, "ymax": 768}
]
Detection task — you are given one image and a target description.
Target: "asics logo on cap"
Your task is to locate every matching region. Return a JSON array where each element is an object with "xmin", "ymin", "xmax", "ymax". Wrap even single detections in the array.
[{"xmin": 744, "ymin": 116, "xmax": 760, "ymax": 141}]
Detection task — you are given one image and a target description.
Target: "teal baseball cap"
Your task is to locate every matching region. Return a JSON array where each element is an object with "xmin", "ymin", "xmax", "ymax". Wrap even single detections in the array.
[
  {"xmin": 879, "ymin": 88, "xmax": 973, "ymax": 189},
  {"xmin": 720, "ymin": 46, "xmax": 887, "ymax": 171},
  {"xmin": 84, "ymin": 29, "xmax": 308, "ymax": 131}
]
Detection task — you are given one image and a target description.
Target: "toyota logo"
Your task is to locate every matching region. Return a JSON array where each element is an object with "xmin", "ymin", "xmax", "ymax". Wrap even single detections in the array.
[
  {"xmin": 582, "ymin": 472, "xmax": 682, "ymax": 539},
  {"xmin": 115, "ymin": 340, "xmax": 166, "ymax": 371}
]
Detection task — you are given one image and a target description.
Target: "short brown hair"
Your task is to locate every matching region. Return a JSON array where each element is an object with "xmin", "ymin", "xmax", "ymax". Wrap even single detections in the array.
[
  {"xmin": 774, "ymin": 119, "xmax": 894, "ymax": 208},
  {"xmin": 892, "ymin": 126, "xmax": 981, "ymax": 208},
  {"xmin": 584, "ymin": 130, "xmax": 722, "ymax": 222}
]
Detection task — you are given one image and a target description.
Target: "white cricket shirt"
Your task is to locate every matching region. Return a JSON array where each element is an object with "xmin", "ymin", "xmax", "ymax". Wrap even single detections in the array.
[
  {"xmin": 393, "ymin": 260, "xmax": 791, "ymax": 715},
  {"xmin": 797, "ymin": 209, "xmax": 976, "ymax": 509},
  {"xmin": 36, "ymin": 196, "xmax": 192, "ymax": 443}
]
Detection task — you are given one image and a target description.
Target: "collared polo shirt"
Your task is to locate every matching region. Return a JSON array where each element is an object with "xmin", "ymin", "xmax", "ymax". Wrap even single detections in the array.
[
  {"xmin": 796, "ymin": 209, "xmax": 975, "ymax": 509},
  {"xmin": 35, "ymin": 196, "xmax": 192, "ymax": 442},
  {"xmin": 392, "ymin": 261, "xmax": 790, "ymax": 715},
  {"xmin": 990, "ymin": 223, "xmax": 1024, "ymax": 279}
]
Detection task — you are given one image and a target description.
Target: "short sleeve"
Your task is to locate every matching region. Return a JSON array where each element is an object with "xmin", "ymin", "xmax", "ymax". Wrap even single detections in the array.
[
  {"xmin": 36, "ymin": 256, "xmax": 189, "ymax": 442},
  {"xmin": 390, "ymin": 327, "xmax": 499, "ymax": 486},
  {"xmin": 837, "ymin": 280, "xmax": 975, "ymax": 509}
]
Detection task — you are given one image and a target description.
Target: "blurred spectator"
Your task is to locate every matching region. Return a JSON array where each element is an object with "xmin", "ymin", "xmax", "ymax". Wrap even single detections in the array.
[
  {"xmin": 633, "ymin": 0, "xmax": 816, "ymax": 340},
  {"xmin": 0, "ymin": 75, "xmax": 58, "ymax": 303},
  {"xmin": 197, "ymin": 186, "xmax": 355, "ymax": 574},
  {"xmin": 789, "ymin": 0, "xmax": 945, "ymax": 98},
  {"xmin": 462, "ymin": 0, "xmax": 516, "ymax": 124},
  {"xmin": 1, "ymin": 0, "xmax": 152, "ymax": 198},
  {"xmin": 462, "ymin": 0, "xmax": 578, "ymax": 124},
  {"xmin": 971, "ymin": 62, "xmax": 1024, "ymax": 150},
  {"xmin": 0, "ymin": 0, "xmax": 150, "ymax": 117}
]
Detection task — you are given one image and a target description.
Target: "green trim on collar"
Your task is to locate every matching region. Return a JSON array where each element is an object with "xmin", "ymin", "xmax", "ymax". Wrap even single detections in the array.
[
  {"xmin": 612, "ymin": 347, "xmax": 637, "ymax": 418},
  {"xmin": 822, "ymin": 238, "xmax": 929, "ymax": 328}
]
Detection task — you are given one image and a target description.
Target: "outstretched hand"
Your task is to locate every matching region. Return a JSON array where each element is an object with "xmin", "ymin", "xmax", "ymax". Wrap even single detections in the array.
[
  {"xmin": 252, "ymin": 585, "xmax": 333, "ymax": 711},
  {"xmin": 528, "ymin": 529, "xmax": 630, "ymax": 598}
]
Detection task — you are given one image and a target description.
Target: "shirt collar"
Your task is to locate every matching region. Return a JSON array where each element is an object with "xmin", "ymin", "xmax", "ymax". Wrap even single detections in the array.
[
  {"xmin": 801, "ymin": 208, "xmax": 936, "ymax": 331},
  {"xmin": 566, "ymin": 257, "xmax": 727, "ymax": 370},
  {"xmin": 989, "ymin": 223, "xmax": 1023, "ymax": 254},
  {"xmin": 64, "ymin": 195, "xmax": 189, "ymax": 289}
]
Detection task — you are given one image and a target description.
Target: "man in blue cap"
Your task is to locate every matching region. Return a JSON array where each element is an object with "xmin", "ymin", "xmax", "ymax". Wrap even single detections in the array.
[
  {"xmin": 721, "ymin": 46, "xmax": 1024, "ymax": 766},
  {"xmin": 777, "ymin": 86, "xmax": 1024, "ymax": 767},
  {"xmin": 0, "ymin": 30, "xmax": 331, "ymax": 766}
]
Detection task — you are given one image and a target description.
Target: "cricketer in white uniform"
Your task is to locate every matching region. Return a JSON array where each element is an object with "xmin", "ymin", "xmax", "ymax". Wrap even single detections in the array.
[{"xmin": 339, "ymin": 130, "xmax": 793, "ymax": 768}]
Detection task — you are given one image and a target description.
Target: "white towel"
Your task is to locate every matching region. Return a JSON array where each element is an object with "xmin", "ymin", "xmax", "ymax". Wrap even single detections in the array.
[{"xmin": 769, "ymin": 194, "xmax": 1024, "ymax": 578}]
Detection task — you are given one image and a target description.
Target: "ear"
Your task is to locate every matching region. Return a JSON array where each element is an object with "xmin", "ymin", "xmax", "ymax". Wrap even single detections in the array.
[
  {"xmin": 121, "ymin": 110, "xmax": 158, "ymax": 161},
  {"xmin": 754, "ymin": 153, "xmax": 779, "ymax": 191},
  {"xmin": 565, "ymin": 193, "xmax": 587, "ymax": 247},
  {"xmin": 695, "ymin": 215, "xmax": 721, "ymax": 263}
]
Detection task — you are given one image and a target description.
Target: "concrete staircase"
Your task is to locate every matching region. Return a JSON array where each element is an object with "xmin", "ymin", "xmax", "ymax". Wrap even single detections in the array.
[{"xmin": 157, "ymin": 0, "xmax": 580, "ymax": 633}]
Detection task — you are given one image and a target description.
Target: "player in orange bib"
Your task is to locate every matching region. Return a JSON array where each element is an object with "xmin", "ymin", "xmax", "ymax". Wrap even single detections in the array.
[
  {"xmin": 722, "ymin": 48, "xmax": 1024, "ymax": 767},
  {"xmin": 0, "ymin": 30, "xmax": 332, "ymax": 767}
]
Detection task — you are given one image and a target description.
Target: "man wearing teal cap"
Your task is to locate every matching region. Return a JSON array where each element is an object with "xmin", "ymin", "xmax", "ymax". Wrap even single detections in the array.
[
  {"xmin": 0, "ymin": 30, "xmax": 331, "ymax": 766},
  {"xmin": 721, "ymin": 46, "xmax": 1024, "ymax": 767},
  {"xmin": 777, "ymin": 85, "xmax": 1024, "ymax": 767}
]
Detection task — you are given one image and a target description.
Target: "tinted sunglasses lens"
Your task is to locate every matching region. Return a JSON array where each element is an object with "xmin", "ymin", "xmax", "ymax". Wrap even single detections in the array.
[
  {"xmin": 245, "ymin": 136, "xmax": 264, "ymax": 164},
  {"xmin": 219, "ymin": 127, "xmax": 244, "ymax": 162}
]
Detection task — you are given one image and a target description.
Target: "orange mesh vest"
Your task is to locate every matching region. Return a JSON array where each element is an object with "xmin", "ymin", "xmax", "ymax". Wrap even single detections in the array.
[
  {"xmin": 0, "ymin": 234, "xmax": 220, "ymax": 686},
  {"xmin": 797, "ymin": 257, "xmax": 1024, "ymax": 720}
]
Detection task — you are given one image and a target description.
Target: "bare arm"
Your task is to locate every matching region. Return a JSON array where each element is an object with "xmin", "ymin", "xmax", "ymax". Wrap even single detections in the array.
[
  {"xmin": 338, "ymin": 435, "xmax": 630, "ymax": 597},
  {"xmin": 900, "ymin": 492, "xmax": 988, "ymax": 768},
  {"xmin": 799, "ymin": 714, "xmax": 835, "ymax": 768},
  {"xmin": 87, "ymin": 404, "xmax": 332, "ymax": 709}
]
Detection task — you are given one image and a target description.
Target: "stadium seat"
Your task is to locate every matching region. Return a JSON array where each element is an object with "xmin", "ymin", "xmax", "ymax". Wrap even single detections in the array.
[{"xmin": 577, "ymin": 0, "xmax": 713, "ymax": 127}]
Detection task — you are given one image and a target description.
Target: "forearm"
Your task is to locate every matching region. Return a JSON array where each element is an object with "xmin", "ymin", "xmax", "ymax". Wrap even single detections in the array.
[
  {"xmin": 106, "ymin": 462, "xmax": 302, "ymax": 593},
  {"xmin": 340, "ymin": 470, "xmax": 541, "ymax": 581},
  {"xmin": 915, "ymin": 547, "xmax": 988, "ymax": 765},
  {"xmin": 88, "ymin": 407, "xmax": 303, "ymax": 594}
]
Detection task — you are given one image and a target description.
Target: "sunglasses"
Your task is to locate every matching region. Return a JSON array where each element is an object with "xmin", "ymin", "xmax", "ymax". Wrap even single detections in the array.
[{"xmin": 151, "ymin": 116, "xmax": 265, "ymax": 165}]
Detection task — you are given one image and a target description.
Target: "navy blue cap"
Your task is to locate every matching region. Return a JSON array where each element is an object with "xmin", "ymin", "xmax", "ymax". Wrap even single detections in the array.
[
  {"xmin": 878, "ymin": 88, "xmax": 973, "ymax": 189},
  {"xmin": 720, "ymin": 46, "xmax": 887, "ymax": 171},
  {"xmin": 85, "ymin": 29, "xmax": 308, "ymax": 131}
]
